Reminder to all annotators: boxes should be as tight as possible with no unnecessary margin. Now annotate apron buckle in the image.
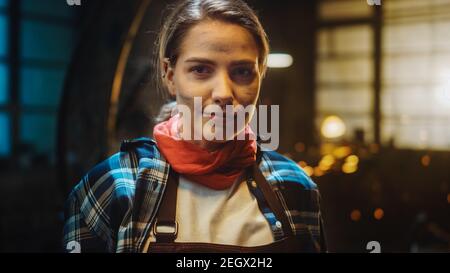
[153,220,178,241]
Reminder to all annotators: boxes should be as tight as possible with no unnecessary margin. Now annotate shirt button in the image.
[251,181,258,188]
[275,221,282,229]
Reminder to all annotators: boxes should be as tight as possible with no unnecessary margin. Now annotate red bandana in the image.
[153,114,257,190]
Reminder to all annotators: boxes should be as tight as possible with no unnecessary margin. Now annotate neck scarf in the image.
[153,114,257,190]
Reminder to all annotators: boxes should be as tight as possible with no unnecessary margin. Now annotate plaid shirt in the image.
[62,137,326,252]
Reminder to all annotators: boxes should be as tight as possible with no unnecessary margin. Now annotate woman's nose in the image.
[212,73,234,108]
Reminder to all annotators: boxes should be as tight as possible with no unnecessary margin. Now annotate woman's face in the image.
[163,19,262,148]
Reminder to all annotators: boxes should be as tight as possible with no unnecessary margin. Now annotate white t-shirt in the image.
[143,175,274,251]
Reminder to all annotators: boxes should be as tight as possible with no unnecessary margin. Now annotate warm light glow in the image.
[350,209,361,222]
[342,154,359,174]
[267,53,293,68]
[342,162,358,174]
[447,193,450,204]
[321,115,346,139]
[302,166,314,177]
[374,208,384,220]
[346,155,359,165]
[319,154,335,171]
[333,146,352,159]
[421,155,431,167]
[297,161,307,168]
[321,143,336,156]
[314,166,324,177]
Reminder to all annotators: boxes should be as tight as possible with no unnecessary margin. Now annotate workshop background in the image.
[0,0,448,252]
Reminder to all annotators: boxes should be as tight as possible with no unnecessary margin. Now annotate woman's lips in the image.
[203,112,237,121]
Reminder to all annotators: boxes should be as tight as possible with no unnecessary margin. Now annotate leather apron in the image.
[146,164,309,253]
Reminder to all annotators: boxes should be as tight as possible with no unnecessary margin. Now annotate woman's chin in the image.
[203,131,236,142]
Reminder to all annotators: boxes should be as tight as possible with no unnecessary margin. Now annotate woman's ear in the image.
[162,58,176,97]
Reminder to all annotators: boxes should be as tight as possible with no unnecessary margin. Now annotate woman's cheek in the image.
[178,81,211,99]
[237,88,259,106]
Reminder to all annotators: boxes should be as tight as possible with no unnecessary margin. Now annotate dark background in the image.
[0,0,448,252]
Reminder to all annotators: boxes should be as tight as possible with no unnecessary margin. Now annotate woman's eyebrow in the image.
[184,57,255,66]
[230,60,256,66]
[184,57,216,65]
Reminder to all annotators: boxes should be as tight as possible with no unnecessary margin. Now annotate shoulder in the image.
[65,138,161,227]
[119,137,159,158]
[259,149,324,250]
[70,137,161,198]
[259,149,317,190]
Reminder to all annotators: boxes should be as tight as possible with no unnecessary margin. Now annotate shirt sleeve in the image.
[62,182,110,253]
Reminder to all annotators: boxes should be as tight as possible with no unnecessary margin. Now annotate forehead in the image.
[179,19,259,60]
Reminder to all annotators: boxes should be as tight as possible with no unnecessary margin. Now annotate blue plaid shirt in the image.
[62,137,326,252]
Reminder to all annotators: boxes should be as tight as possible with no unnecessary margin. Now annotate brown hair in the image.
[153,0,269,123]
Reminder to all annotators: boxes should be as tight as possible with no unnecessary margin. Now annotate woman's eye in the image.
[190,65,212,76]
[231,67,255,81]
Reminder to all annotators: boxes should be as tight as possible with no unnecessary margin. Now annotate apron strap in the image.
[250,164,294,238]
[153,168,179,243]
[252,143,294,237]
[153,164,294,243]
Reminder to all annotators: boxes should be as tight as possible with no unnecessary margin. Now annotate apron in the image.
[146,164,310,253]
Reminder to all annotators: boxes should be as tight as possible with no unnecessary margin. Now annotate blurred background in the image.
[0,0,449,252]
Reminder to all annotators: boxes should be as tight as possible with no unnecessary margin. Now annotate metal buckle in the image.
[153,220,178,237]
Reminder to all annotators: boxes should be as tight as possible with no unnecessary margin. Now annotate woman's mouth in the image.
[203,112,237,121]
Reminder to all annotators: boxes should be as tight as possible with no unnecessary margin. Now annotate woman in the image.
[63,0,326,253]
